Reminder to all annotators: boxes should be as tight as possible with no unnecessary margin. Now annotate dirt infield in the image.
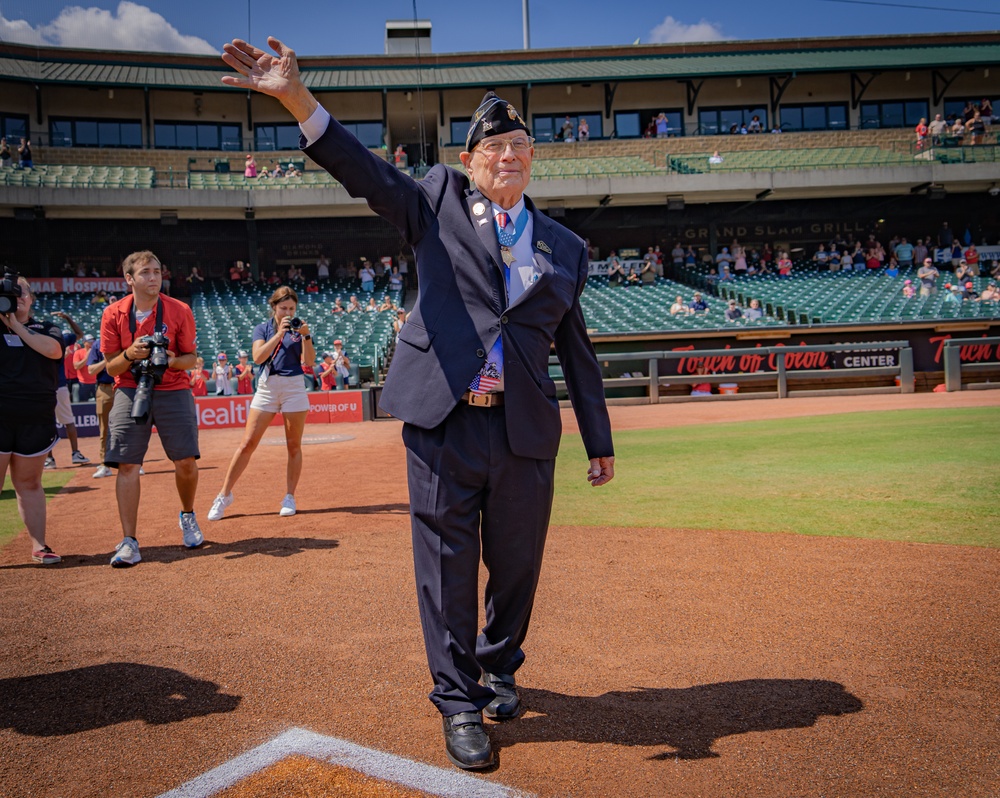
[1,391,998,797]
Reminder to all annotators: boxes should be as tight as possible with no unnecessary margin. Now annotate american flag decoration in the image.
[469,359,501,395]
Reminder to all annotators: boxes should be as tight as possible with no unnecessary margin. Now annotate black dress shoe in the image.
[442,711,493,769]
[482,672,520,720]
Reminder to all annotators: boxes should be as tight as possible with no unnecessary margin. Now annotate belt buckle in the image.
[465,391,497,407]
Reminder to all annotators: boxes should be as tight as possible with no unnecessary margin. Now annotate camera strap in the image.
[260,318,285,378]
[127,296,164,344]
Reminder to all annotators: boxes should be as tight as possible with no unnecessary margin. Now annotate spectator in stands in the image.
[837,249,852,271]
[950,241,964,270]
[244,154,257,178]
[928,114,947,145]
[346,294,362,313]
[671,242,685,269]
[685,245,697,265]
[317,352,338,391]
[161,263,172,296]
[884,255,900,278]
[235,350,254,394]
[73,335,98,402]
[330,297,345,314]
[981,98,994,125]
[208,285,315,522]
[777,251,793,278]
[365,296,379,312]
[330,339,352,389]
[954,259,975,283]
[964,243,980,276]
[963,281,978,301]
[316,253,330,280]
[359,259,376,292]
[966,111,986,145]
[378,294,396,312]
[812,244,829,267]
[306,279,319,294]
[229,262,243,282]
[913,238,929,266]
[655,112,670,137]
[689,292,709,313]
[950,117,966,142]
[189,357,209,396]
[577,118,590,142]
[744,298,764,320]
[732,246,748,276]
[978,282,998,302]
[691,364,712,396]
[606,251,625,286]
[558,116,575,142]
[271,162,285,178]
[917,258,939,296]
[639,257,657,286]
[902,279,916,298]
[724,299,743,322]
[747,115,763,133]
[669,295,689,315]
[705,267,719,287]
[187,266,205,295]
[214,353,234,395]
[17,138,32,169]
[865,249,881,270]
[394,144,407,168]
[943,283,963,304]
[895,237,914,267]
[718,264,734,283]
[915,118,928,151]
[708,151,723,165]
[0,138,10,167]
[394,308,407,338]
[715,246,733,269]
[388,265,404,291]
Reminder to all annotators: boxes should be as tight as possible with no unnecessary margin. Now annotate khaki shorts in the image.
[106,387,200,466]
[54,386,74,426]
[250,372,309,414]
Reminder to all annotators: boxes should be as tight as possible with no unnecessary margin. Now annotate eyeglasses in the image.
[476,136,534,155]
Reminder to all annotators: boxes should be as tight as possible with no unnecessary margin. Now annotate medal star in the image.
[501,247,516,268]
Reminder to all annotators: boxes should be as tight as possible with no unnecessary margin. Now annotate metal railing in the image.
[943,336,1000,391]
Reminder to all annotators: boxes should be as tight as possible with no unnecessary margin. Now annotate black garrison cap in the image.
[465,91,530,152]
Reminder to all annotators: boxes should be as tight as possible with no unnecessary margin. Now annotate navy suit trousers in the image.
[403,401,556,717]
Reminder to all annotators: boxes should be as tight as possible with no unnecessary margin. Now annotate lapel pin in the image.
[536,241,552,254]
[478,218,488,226]
[473,202,486,216]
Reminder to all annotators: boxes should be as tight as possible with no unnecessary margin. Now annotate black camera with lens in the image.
[0,268,22,314]
[129,331,170,422]
[289,317,303,331]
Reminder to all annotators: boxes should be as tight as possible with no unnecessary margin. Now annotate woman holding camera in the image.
[208,285,313,520]
[0,275,66,564]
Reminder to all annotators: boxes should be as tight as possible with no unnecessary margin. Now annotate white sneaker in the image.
[92,465,112,479]
[43,455,56,470]
[279,494,296,517]
[139,466,145,476]
[179,512,204,548]
[71,450,91,465]
[208,492,234,522]
[110,537,141,568]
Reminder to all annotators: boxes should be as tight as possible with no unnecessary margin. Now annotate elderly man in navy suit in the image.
[223,37,615,770]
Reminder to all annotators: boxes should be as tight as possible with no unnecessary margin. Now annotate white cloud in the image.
[0,2,217,54]
[648,15,727,44]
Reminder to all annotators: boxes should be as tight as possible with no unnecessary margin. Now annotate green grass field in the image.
[553,407,1000,547]
[1,472,76,548]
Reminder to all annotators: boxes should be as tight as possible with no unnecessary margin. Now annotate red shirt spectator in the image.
[73,345,97,387]
[235,355,253,394]
[189,368,209,396]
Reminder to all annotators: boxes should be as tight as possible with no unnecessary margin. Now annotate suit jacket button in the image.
[500,315,509,324]
[476,348,485,358]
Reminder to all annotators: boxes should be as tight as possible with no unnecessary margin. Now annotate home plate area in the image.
[157,728,532,798]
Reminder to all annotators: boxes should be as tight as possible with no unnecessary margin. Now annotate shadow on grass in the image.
[223,502,410,519]
[0,535,339,569]
[493,679,863,760]
[0,663,241,736]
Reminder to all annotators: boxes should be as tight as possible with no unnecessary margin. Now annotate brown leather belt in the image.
[461,391,504,407]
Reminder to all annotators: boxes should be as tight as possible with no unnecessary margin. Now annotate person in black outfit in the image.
[0,276,66,563]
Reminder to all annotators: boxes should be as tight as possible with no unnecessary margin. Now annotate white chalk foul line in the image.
[157,727,534,798]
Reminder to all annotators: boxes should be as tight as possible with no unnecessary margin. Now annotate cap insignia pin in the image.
[536,241,552,254]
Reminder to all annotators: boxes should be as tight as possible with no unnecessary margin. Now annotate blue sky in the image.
[0,0,997,56]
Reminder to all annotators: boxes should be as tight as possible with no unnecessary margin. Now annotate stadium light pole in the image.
[522,0,531,49]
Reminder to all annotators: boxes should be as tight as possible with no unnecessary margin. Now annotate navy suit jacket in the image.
[303,117,613,461]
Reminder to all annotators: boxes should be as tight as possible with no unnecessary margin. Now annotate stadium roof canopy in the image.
[0,32,997,92]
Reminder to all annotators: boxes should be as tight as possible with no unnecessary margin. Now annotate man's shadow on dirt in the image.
[492,680,863,760]
[0,663,241,736]
[0,537,340,569]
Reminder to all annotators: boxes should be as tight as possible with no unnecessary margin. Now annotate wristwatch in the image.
[304,335,312,341]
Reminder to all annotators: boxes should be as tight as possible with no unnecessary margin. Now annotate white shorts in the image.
[250,372,309,414]
[54,386,75,425]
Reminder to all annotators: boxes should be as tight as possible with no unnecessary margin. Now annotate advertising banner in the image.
[30,277,129,294]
